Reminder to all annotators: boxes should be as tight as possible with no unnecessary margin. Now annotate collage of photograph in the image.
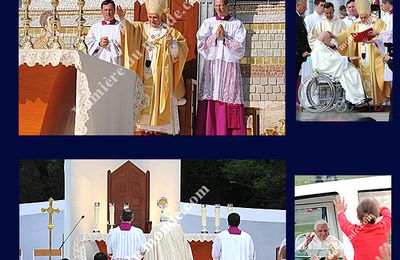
[16,0,395,259]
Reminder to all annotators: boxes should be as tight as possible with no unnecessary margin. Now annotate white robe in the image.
[85,20,122,66]
[300,11,323,84]
[197,17,246,105]
[311,40,366,105]
[143,221,194,260]
[309,17,347,49]
[381,13,393,81]
[296,234,343,251]
[212,230,254,260]
[106,226,147,260]
[342,15,360,28]
[304,11,324,33]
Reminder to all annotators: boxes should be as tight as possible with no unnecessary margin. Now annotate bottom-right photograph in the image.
[294,175,391,260]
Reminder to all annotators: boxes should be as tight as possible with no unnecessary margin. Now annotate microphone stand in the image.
[59,215,85,258]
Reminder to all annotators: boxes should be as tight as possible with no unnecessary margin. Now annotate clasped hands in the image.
[215,24,225,40]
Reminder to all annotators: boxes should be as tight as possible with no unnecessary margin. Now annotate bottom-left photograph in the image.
[19,159,286,260]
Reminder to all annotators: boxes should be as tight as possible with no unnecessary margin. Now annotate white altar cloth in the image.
[74,233,216,260]
[19,49,144,135]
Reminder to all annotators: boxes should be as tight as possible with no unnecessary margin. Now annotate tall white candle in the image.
[227,204,233,215]
[109,203,115,226]
[94,202,100,231]
[201,204,207,227]
[215,204,220,227]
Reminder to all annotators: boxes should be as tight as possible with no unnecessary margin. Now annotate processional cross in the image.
[41,197,60,260]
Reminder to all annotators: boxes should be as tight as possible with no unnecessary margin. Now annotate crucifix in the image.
[41,197,60,260]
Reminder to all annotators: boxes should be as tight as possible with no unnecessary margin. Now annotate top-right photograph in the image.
[296,0,393,122]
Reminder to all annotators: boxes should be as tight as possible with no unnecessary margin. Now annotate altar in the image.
[74,233,215,260]
[19,49,144,135]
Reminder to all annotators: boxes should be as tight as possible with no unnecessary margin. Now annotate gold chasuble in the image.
[337,19,388,105]
[121,21,188,133]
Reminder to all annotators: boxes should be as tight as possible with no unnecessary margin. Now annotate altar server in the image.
[85,0,122,65]
[212,213,255,260]
[106,206,147,260]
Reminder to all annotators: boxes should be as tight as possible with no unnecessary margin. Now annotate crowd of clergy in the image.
[296,0,393,115]
[84,0,247,135]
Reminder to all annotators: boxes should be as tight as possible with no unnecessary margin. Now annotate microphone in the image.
[59,215,85,252]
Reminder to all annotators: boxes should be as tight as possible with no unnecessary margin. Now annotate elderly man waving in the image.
[296,219,344,257]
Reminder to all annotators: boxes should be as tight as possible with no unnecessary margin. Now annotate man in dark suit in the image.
[296,0,311,81]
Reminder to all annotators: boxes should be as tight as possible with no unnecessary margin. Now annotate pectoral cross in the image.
[41,197,60,260]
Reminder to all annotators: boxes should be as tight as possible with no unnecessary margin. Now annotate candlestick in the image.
[20,0,33,49]
[93,202,100,233]
[201,204,208,233]
[46,0,62,49]
[227,203,234,215]
[109,203,115,227]
[73,0,88,52]
[214,204,221,233]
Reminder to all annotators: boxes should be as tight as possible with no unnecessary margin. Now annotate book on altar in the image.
[351,27,374,42]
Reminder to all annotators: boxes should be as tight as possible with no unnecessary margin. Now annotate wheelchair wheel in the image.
[335,101,348,112]
[299,73,336,112]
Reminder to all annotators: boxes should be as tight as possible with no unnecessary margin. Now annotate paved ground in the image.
[296,107,390,122]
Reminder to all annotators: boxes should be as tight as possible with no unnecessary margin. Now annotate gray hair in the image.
[296,0,304,4]
[314,219,329,231]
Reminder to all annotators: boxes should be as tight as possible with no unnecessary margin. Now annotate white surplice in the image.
[381,12,393,81]
[106,226,147,260]
[342,15,360,28]
[309,17,347,48]
[305,11,324,33]
[312,40,366,105]
[85,20,122,66]
[212,230,254,260]
[197,16,246,105]
[300,11,323,84]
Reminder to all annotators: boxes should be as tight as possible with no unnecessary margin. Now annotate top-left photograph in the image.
[18,0,286,136]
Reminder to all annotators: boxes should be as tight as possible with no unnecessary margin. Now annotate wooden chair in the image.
[33,249,62,259]
[245,107,261,135]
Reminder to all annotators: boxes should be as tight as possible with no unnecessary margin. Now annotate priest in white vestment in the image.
[312,31,371,106]
[212,213,255,260]
[304,0,326,33]
[107,208,147,260]
[300,0,325,84]
[309,2,346,48]
[342,0,360,28]
[296,220,344,257]
[144,213,193,260]
[196,0,247,135]
[85,0,122,65]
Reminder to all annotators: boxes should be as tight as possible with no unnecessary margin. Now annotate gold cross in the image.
[41,197,60,260]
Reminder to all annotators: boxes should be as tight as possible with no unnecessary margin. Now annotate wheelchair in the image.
[298,72,354,113]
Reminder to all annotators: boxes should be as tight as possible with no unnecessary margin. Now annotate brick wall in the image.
[235,1,286,135]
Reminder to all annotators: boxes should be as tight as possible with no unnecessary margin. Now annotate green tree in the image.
[181,160,285,209]
[19,160,64,203]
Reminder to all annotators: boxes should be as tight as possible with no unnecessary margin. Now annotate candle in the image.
[227,204,233,215]
[109,203,115,226]
[215,204,220,227]
[201,204,207,227]
[94,202,100,232]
